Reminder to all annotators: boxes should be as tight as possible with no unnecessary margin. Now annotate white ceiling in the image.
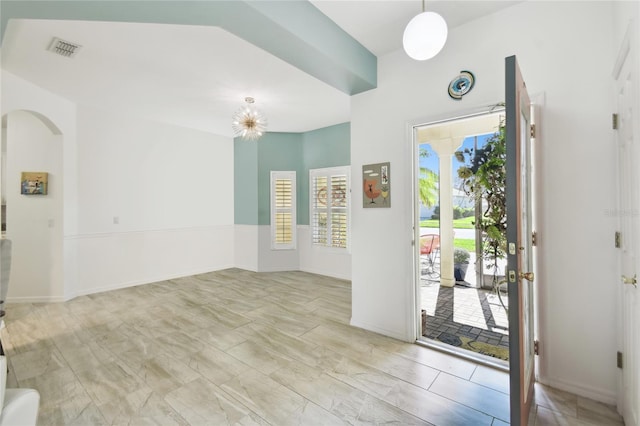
[310,1,523,58]
[1,1,522,137]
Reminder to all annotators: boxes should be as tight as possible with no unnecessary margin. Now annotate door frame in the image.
[409,104,507,367]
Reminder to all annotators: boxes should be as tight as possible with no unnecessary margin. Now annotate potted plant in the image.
[454,248,470,282]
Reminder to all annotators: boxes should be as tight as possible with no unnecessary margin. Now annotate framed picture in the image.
[20,172,48,195]
[362,162,390,208]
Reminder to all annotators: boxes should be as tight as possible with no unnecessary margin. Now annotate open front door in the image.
[505,55,536,425]
[614,23,639,426]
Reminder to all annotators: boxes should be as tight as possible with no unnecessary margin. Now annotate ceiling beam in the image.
[0,0,377,95]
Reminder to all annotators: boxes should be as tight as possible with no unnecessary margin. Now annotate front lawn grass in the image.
[420,216,475,229]
[419,217,477,252]
[454,239,476,252]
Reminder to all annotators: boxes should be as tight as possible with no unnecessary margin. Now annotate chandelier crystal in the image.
[232,97,267,141]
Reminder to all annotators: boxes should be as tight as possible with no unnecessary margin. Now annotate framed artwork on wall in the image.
[362,162,390,208]
[20,172,48,195]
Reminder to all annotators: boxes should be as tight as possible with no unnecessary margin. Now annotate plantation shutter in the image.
[310,167,350,250]
[330,174,348,248]
[271,171,296,250]
[312,175,328,245]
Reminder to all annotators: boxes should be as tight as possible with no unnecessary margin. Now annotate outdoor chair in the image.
[419,234,440,278]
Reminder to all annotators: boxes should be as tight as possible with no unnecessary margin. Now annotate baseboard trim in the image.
[234,264,258,272]
[64,263,235,301]
[537,375,617,405]
[299,267,350,281]
[349,317,412,343]
[256,265,300,273]
[5,295,67,303]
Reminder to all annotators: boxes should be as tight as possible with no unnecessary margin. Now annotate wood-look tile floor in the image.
[0,269,624,425]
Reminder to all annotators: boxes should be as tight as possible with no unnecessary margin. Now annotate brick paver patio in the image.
[420,260,510,359]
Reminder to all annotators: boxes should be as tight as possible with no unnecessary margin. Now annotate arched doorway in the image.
[1,110,64,302]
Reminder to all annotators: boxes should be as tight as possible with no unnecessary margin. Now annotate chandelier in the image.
[402,0,448,61]
[232,97,268,141]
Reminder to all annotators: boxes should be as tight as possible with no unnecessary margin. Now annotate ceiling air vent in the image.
[47,37,82,58]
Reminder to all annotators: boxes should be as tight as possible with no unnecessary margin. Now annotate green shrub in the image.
[454,248,470,264]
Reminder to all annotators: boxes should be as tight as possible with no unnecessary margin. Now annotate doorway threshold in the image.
[416,337,509,373]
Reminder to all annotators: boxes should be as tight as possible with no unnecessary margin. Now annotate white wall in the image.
[298,225,351,280]
[235,224,259,272]
[70,104,235,297]
[235,225,351,279]
[2,71,236,300]
[5,111,64,301]
[351,1,618,403]
[253,226,297,273]
[75,105,233,233]
[1,71,78,234]
[1,70,76,302]
[69,225,234,297]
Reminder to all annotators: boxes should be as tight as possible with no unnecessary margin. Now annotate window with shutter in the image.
[310,167,350,251]
[271,171,296,250]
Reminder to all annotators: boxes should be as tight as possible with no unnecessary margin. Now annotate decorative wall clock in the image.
[448,70,475,100]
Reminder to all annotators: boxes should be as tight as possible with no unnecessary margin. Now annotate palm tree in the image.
[419,167,438,208]
[419,147,438,208]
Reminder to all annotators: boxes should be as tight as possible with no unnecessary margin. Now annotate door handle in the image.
[622,274,637,287]
[519,271,534,282]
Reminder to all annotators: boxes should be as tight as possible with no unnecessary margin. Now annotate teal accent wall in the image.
[299,122,351,225]
[234,139,259,225]
[302,122,351,169]
[234,122,350,226]
[256,133,304,225]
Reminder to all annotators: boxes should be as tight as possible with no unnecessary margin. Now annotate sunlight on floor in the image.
[421,280,439,316]
[453,287,486,329]
[487,293,509,333]
[421,281,509,333]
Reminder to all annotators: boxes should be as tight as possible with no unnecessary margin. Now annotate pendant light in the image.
[232,97,268,141]
[402,0,448,61]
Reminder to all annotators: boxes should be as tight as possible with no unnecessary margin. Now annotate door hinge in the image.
[534,340,540,356]
[530,124,536,138]
[612,113,619,130]
[532,231,537,246]
[615,231,621,248]
[617,351,623,369]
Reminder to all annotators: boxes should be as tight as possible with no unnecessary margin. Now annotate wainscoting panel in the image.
[64,225,235,299]
[235,224,259,272]
[257,225,299,272]
[298,226,351,281]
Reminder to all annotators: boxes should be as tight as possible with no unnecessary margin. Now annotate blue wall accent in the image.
[299,122,351,224]
[234,122,350,226]
[303,122,351,169]
[256,133,304,225]
[234,138,259,225]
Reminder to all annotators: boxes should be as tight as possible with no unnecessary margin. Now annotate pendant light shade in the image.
[403,11,448,61]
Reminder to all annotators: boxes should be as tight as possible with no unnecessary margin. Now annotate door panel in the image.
[614,24,639,426]
[505,55,535,425]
